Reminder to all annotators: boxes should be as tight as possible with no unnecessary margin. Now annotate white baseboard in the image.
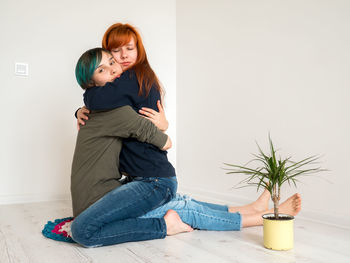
[178,185,350,230]
[0,193,71,205]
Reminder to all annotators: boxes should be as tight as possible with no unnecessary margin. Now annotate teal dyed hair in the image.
[75,48,109,89]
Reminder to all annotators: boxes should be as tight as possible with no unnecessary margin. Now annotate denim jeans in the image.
[71,176,177,247]
[140,194,242,231]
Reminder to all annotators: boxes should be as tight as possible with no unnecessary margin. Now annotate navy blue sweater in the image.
[83,70,175,178]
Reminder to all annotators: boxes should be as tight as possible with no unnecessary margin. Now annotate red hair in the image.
[102,23,163,97]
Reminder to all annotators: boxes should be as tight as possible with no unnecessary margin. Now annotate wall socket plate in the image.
[15,63,29,76]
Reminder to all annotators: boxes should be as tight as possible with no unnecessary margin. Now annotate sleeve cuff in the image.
[151,131,168,150]
[74,108,81,119]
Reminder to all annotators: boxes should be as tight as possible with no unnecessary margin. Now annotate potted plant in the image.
[223,135,324,250]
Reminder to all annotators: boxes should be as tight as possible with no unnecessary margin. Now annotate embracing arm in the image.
[81,105,170,150]
[76,72,138,130]
[84,71,138,111]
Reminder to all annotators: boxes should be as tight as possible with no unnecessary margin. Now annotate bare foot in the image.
[250,188,271,213]
[229,189,270,214]
[164,210,193,236]
[278,193,302,216]
[241,193,302,227]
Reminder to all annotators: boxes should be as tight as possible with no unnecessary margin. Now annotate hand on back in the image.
[139,100,169,132]
[77,106,90,131]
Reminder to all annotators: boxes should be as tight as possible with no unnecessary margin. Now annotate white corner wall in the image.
[2,0,349,229]
[176,0,350,227]
[0,0,176,203]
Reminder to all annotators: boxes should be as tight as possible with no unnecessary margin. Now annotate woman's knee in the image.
[70,219,84,244]
[71,219,101,248]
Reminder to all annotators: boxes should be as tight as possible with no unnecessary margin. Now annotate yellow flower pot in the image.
[262,213,294,250]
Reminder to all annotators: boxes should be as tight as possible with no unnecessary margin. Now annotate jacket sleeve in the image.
[81,105,168,149]
[83,71,139,111]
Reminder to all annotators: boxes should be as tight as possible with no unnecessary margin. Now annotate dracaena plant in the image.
[224,135,324,219]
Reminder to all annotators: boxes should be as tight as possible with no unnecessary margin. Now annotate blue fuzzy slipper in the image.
[42,217,76,243]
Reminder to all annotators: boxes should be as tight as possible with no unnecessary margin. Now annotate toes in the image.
[186,225,194,232]
[293,193,302,203]
[293,194,302,213]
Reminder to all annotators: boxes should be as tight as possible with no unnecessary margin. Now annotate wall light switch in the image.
[15,63,29,76]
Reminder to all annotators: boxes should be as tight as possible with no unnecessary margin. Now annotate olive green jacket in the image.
[71,106,168,217]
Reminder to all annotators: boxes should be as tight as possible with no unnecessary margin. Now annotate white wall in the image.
[1,0,349,228]
[0,0,176,203]
[176,0,350,227]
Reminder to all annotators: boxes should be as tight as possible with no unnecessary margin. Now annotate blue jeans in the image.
[140,194,242,231]
[71,176,177,247]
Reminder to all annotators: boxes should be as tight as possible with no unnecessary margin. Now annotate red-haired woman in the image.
[70,24,193,248]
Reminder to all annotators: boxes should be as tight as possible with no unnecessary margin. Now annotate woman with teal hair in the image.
[75,48,106,89]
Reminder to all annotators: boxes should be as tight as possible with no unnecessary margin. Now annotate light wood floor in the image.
[1,199,349,263]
